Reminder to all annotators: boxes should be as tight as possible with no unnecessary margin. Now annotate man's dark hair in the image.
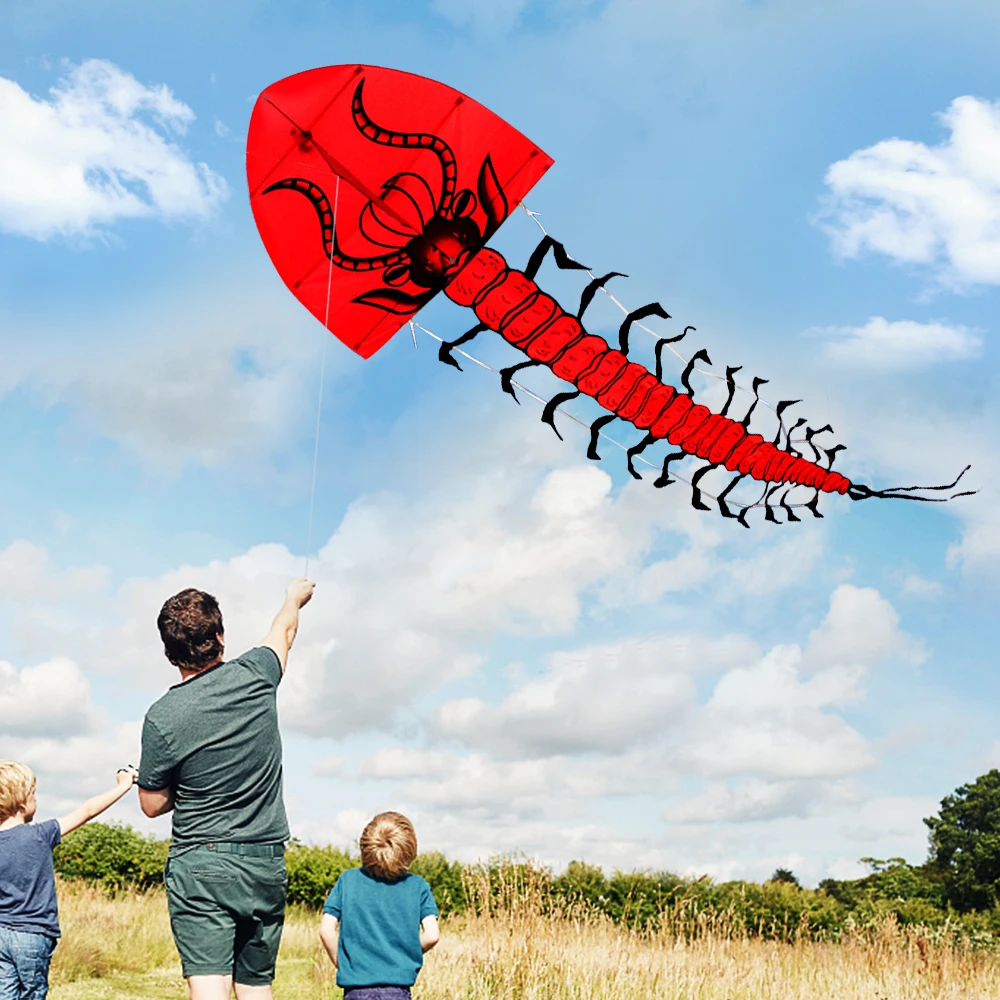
[157,589,224,669]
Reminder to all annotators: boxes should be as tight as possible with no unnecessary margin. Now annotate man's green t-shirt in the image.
[138,646,289,854]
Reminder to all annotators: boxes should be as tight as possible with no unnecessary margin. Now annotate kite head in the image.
[247,65,553,358]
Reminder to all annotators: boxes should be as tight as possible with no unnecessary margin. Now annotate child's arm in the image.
[58,767,137,836]
[420,915,440,953]
[319,913,339,968]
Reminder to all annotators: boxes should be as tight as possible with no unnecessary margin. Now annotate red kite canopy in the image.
[247,64,553,358]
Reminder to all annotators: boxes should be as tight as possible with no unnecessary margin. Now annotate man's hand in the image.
[260,578,316,674]
[286,578,315,610]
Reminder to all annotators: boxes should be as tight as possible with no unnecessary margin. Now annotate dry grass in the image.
[48,870,1000,999]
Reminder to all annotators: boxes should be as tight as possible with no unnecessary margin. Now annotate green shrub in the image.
[285,842,358,908]
[54,823,168,890]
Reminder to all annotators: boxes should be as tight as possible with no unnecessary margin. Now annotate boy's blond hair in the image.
[360,811,418,881]
[0,761,36,822]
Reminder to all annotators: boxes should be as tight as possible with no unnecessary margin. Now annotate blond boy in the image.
[319,812,440,1000]
[0,761,137,1000]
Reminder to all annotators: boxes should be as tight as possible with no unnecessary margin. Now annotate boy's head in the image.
[0,761,37,823]
[158,588,225,670]
[360,811,418,881]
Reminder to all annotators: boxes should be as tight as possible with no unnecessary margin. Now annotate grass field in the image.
[49,875,1000,1000]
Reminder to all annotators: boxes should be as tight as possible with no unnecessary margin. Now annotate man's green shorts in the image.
[163,844,287,984]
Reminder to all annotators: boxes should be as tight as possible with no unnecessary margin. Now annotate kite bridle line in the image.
[304,175,341,580]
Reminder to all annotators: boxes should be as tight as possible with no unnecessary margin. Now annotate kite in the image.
[246,64,973,525]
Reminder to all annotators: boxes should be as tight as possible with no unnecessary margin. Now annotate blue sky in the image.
[1,0,999,884]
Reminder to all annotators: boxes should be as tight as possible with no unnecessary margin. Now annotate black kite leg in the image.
[587,414,617,460]
[626,432,656,480]
[785,417,807,456]
[825,444,846,468]
[720,366,743,417]
[804,491,824,518]
[738,482,769,528]
[654,326,694,380]
[653,450,687,489]
[780,490,801,523]
[804,424,834,463]
[524,235,589,281]
[772,399,802,446]
[542,389,581,440]
[681,349,712,396]
[578,272,626,321]
[618,303,670,356]
[741,377,769,428]
[439,321,488,371]
[717,473,745,523]
[763,484,783,524]
[690,464,716,512]
[500,360,544,402]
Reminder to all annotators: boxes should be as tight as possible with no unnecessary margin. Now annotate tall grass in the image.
[50,864,1000,999]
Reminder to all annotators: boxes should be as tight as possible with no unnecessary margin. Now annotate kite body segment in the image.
[247,65,973,524]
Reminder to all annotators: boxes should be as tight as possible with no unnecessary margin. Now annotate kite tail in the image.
[444,248,850,518]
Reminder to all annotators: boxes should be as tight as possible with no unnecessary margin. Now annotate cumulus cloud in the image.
[664,778,823,824]
[0,657,104,738]
[0,59,226,239]
[803,584,925,673]
[433,584,919,816]
[811,317,981,369]
[96,463,666,732]
[0,540,109,602]
[0,278,321,475]
[819,96,1000,288]
[436,635,757,758]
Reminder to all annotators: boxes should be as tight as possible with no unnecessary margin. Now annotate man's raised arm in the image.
[260,578,315,674]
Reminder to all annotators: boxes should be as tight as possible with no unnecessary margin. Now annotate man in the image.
[139,578,314,1000]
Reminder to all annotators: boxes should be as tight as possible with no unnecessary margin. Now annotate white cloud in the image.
[93,462,668,732]
[436,635,756,757]
[665,778,823,824]
[0,540,109,601]
[4,722,146,823]
[803,584,925,673]
[0,657,103,738]
[0,59,226,239]
[900,573,944,599]
[819,95,1000,288]
[0,278,322,475]
[812,317,981,369]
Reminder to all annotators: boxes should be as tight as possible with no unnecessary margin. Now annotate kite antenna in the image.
[305,176,340,579]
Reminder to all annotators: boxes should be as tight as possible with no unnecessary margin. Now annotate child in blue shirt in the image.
[319,811,439,1000]
[0,760,137,1000]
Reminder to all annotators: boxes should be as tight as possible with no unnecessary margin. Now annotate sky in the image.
[1,0,998,886]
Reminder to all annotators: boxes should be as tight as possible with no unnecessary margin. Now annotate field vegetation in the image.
[46,771,1000,997]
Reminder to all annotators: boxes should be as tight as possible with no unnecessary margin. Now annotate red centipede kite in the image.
[246,64,974,525]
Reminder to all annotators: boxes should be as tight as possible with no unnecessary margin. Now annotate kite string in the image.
[304,176,340,579]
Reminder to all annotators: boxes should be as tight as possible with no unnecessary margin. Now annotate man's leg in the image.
[231,855,287,999]
[187,974,233,1000]
[233,984,274,1000]
[165,853,238,993]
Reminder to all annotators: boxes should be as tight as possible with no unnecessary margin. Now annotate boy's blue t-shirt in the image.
[0,820,62,937]
[323,868,438,988]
